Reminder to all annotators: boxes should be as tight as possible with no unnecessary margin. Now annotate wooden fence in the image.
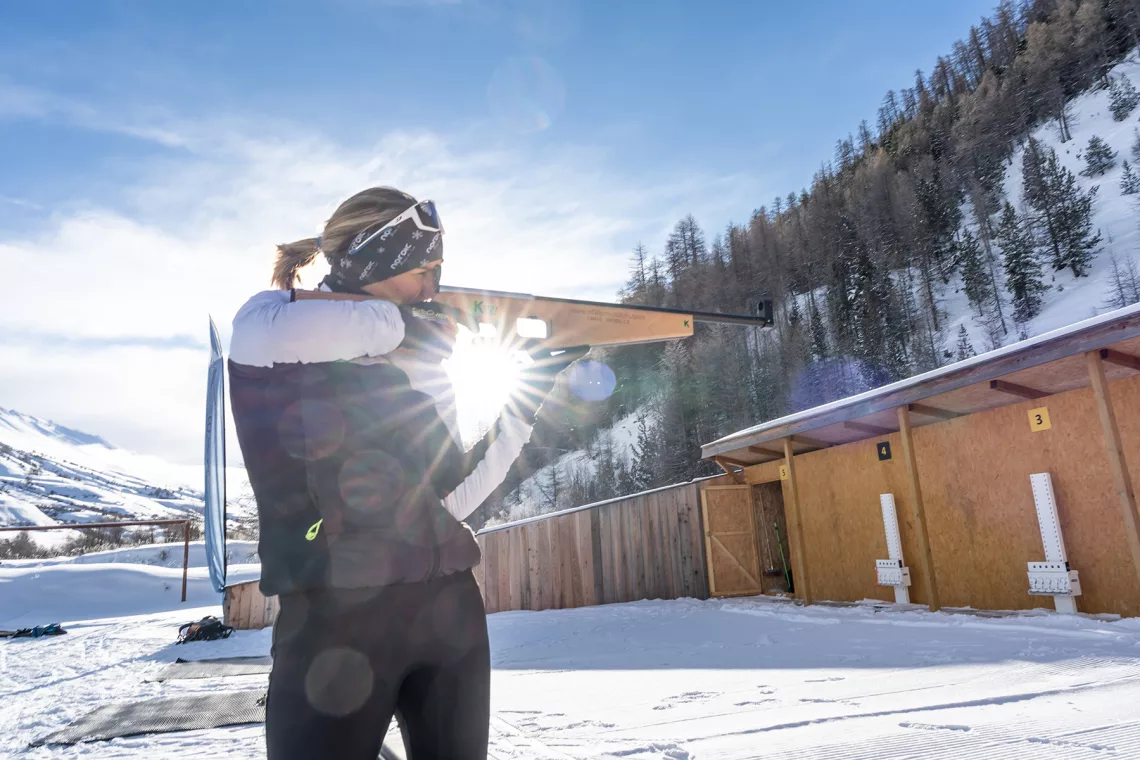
[224,478,718,628]
[223,578,279,630]
[473,479,712,614]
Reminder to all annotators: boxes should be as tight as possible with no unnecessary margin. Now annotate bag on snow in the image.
[2,622,67,639]
[176,616,233,644]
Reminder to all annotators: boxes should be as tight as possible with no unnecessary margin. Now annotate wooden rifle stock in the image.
[293,285,774,352]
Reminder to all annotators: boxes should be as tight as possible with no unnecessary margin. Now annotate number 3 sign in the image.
[1028,407,1052,432]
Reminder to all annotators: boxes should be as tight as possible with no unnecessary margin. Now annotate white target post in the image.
[1026,472,1081,614]
[875,494,912,604]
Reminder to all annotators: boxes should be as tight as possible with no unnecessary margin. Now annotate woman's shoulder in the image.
[229,288,406,367]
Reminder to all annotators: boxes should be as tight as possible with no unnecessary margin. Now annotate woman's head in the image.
[272,186,444,304]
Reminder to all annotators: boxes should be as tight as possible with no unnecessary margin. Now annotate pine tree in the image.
[955,324,977,360]
[1122,160,1140,195]
[1132,129,1140,165]
[628,410,659,492]
[959,228,990,314]
[808,296,828,360]
[1053,181,1102,277]
[1109,75,1140,121]
[1082,135,1117,176]
[1022,137,1102,276]
[1105,252,1140,308]
[999,203,1049,323]
[622,243,649,302]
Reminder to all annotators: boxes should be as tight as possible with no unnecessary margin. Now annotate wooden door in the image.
[753,482,793,594]
[700,485,764,598]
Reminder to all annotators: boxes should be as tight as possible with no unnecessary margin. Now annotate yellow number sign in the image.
[1028,407,1052,432]
[779,464,789,481]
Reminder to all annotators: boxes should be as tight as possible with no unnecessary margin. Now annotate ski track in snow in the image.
[2,563,1140,760]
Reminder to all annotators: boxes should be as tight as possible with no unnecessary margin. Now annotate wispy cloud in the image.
[0,195,42,210]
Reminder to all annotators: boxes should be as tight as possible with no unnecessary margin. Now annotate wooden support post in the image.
[182,520,191,603]
[714,457,745,484]
[1086,350,1140,585]
[896,406,941,611]
[782,438,812,605]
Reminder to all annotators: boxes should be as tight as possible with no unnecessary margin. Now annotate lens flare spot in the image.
[568,360,616,401]
[487,55,566,133]
[304,647,373,717]
[339,450,407,520]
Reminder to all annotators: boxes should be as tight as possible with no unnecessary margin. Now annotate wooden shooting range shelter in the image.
[701,303,1140,617]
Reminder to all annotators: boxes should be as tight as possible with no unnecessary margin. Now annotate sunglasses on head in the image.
[347,200,443,256]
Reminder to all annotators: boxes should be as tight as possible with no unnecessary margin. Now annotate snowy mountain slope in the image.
[0,407,251,546]
[507,58,1140,524]
[500,410,644,523]
[951,56,1140,350]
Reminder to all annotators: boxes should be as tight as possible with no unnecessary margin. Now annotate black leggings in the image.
[266,570,490,760]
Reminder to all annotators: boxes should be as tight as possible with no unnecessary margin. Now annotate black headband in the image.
[321,203,443,293]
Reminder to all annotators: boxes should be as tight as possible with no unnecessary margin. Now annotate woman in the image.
[228,187,581,759]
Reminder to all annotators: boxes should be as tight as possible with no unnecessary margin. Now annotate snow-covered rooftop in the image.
[702,300,1140,463]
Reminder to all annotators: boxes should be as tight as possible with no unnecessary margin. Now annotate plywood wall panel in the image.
[784,436,910,605]
[912,383,1139,615]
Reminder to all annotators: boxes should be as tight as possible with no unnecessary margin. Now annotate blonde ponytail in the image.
[270,187,418,290]
[272,238,321,290]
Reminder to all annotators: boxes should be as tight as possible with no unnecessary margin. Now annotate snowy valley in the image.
[0,407,250,551]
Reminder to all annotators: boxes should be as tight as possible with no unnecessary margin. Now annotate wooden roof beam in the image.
[1101,348,1140,372]
[713,457,745,484]
[748,444,784,458]
[989,379,1048,400]
[908,403,963,421]
[791,434,831,449]
[843,421,895,437]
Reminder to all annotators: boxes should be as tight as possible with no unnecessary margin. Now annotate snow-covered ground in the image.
[3,551,1139,759]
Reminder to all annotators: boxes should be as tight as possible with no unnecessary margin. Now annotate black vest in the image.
[228,358,480,596]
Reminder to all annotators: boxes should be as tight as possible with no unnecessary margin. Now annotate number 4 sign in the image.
[1028,407,1052,432]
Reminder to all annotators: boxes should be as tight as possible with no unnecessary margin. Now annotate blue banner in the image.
[204,317,227,592]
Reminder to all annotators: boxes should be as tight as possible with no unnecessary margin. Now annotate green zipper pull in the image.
[305,519,323,541]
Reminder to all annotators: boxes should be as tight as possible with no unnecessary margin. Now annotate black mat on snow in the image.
[149,655,273,681]
[31,690,266,746]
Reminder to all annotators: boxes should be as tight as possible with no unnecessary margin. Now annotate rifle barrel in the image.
[690,310,770,327]
[437,286,773,328]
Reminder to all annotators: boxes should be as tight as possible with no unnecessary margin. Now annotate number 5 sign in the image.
[1028,407,1052,432]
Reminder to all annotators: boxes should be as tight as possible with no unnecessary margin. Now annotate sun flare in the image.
[442,326,525,444]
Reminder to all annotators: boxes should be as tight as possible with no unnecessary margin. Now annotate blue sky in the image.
[0,0,997,463]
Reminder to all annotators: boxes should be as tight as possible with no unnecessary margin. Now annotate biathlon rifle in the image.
[295,285,774,353]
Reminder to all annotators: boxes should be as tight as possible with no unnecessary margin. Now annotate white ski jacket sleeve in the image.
[440,413,532,522]
[229,288,532,522]
[229,290,405,367]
